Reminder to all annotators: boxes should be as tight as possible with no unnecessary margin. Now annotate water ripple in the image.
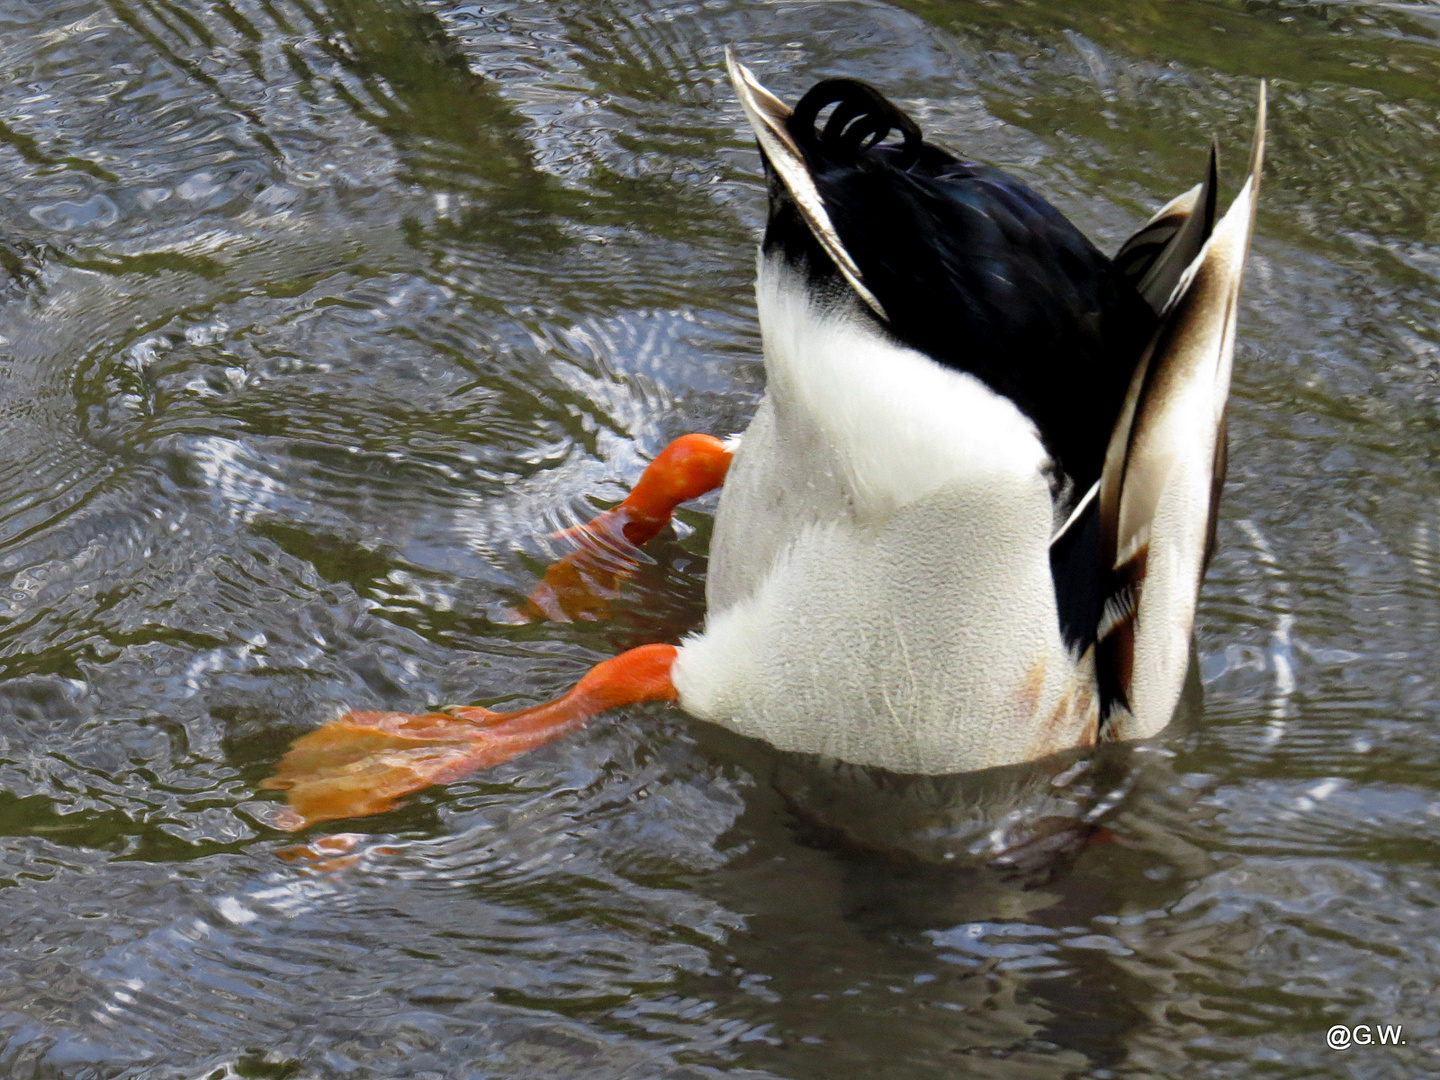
[0,0,1438,1076]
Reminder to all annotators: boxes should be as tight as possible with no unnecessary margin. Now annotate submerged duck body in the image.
[671,55,1264,773]
[267,53,1265,829]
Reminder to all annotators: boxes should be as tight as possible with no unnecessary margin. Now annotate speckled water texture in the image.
[0,1,1437,1077]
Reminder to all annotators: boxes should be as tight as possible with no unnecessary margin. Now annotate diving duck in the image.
[265,50,1266,829]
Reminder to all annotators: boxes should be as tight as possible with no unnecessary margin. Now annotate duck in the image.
[264,50,1266,830]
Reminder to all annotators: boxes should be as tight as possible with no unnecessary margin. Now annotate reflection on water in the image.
[0,0,1437,1077]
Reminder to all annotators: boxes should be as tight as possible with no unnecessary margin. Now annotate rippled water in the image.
[0,0,1438,1076]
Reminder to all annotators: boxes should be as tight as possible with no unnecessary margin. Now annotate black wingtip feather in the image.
[1050,491,1103,656]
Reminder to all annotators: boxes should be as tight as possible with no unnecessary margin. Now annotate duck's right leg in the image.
[522,433,734,621]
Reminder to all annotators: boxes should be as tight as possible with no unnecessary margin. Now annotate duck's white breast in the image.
[671,262,1096,774]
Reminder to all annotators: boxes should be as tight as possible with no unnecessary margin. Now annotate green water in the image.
[0,0,1438,1076]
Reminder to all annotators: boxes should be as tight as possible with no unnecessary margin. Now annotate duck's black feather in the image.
[764,78,1156,503]
[1049,488,1104,654]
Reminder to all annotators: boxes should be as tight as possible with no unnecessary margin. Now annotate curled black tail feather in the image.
[788,79,922,169]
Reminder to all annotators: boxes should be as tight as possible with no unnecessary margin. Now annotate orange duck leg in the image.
[264,644,679,830]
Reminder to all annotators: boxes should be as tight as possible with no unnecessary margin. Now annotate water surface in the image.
[0,0,1438,1077]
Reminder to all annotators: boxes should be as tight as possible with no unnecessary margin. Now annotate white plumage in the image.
[671,258,1095,772]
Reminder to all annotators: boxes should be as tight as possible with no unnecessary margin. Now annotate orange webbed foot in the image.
[263,644,680,830]
[261,707,504,829]
[519,433,732,623]
[522,508,646,622]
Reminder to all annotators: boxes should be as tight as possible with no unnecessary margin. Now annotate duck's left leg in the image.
[265,643,680,830]
[523,433,734,621]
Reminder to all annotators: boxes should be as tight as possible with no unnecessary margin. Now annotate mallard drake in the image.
[265,51,1266,829]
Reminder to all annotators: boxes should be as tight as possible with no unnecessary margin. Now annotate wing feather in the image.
[1098,83,1266,737]
[1114,144,1218,315]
